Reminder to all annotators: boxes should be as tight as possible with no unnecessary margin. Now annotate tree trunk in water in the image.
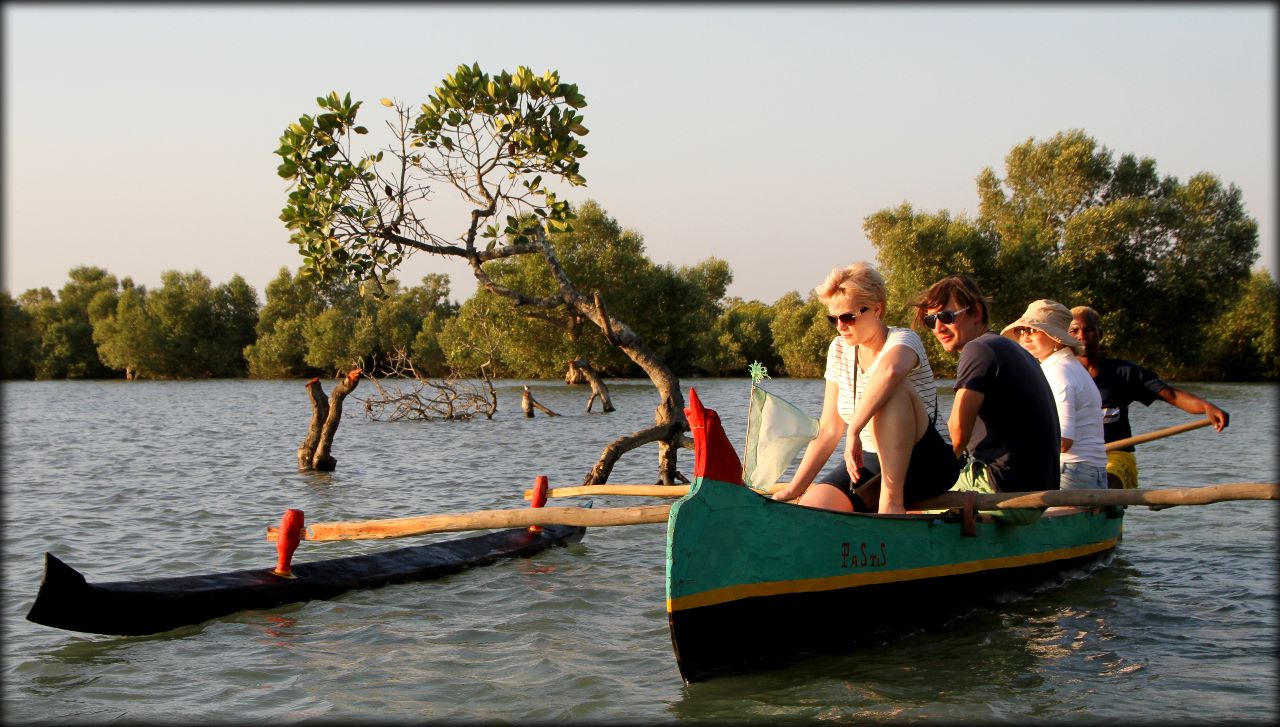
[298,369,362,472]
[521,385,560,417]
[583,422,692,485]
[569,359,614,412]
[471,235,687,484]
[565,362,586,385]
[297,378,329,469]
[591,345,684,484]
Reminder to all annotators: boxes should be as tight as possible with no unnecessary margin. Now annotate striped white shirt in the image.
[824,327,939,453]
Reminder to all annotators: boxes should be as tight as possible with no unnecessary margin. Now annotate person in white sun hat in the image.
[1002,300,1108,490]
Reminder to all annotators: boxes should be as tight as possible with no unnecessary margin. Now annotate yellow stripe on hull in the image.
[668,535,1119,613]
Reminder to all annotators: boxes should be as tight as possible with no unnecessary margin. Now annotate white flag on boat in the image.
[742,383,819,489]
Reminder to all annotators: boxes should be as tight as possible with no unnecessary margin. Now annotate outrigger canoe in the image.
[666,389,1124,682]
[27,524,584,636]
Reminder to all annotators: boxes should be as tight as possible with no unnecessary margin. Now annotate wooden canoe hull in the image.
[27,524,585,636]
[665,479,1122,682]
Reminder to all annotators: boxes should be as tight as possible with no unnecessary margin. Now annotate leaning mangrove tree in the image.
[275,64,688,484]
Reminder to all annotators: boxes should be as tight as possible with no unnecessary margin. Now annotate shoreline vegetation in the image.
[2,256,1274,384]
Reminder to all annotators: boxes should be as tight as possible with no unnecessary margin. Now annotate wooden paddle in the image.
[522,484,692,500]
[1103,417,1212,451]
[269,483,1277,542]
[912,482,1277,510]
[266,504,671,542]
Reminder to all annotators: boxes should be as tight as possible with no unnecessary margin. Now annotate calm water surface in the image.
[2,378,1277,724]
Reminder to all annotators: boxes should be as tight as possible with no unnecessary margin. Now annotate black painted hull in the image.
[27,524,585,636]
[668,544,1115,682]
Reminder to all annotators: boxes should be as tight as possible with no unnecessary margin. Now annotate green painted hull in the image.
[665,478,1124,682]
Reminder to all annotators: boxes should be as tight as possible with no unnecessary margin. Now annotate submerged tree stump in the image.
[521,385,560,418]
[297,369,362,472]
[568,358,614,412]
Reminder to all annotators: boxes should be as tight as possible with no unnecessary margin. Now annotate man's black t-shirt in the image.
[953,332,1060,491]
[1090,357,1168,451]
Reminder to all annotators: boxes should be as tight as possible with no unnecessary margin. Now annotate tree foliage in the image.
[699,297,780,377]
[768,291,830,378]
[90,279,155,378]
[244,267,331,378]
[864,204,998,370]
[211,275,261,376]
[439,200,651,376]
[275,66,587,287]
[436,200,731,377]
[646,257,733,375]
[88,270,259,378]
[273,64,700,483]
[1,291,39,379]
[1203,268,1278,380]
[245,267,457,378]
[868,129,1260,375]
[13,267,119,379]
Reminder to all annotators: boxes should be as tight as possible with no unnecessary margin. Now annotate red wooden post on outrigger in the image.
[528,476,549,534]
[272,509,305,578]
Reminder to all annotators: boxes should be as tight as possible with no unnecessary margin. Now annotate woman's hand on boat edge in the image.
[770,483,802,502]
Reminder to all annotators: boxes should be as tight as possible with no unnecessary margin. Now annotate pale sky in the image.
[4,3,1275,306]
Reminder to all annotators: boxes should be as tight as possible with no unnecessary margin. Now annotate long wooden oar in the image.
[266,504,671,542]
[522,484,691,500]
[913,483,1276,510]
[1104,417,1212,451]
[269,483,1277,543]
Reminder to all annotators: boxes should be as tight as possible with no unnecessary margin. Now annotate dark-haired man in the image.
[914,275,1060,495]
[1069,306,1229,489]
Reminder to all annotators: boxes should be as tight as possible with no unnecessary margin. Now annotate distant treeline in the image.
[3,252,1274,383]
[4,130,1277,382]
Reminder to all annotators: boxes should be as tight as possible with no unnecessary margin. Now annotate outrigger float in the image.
[26,522,584,637]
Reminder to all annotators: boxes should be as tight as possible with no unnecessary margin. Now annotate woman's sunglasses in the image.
[922,306,969,328]
[826,307,869,326]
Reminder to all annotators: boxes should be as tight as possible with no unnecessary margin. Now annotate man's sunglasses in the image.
[826,307,869,326]
[922,307,969,328]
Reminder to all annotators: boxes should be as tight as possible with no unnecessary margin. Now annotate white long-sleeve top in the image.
[1040,347,1107,467]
